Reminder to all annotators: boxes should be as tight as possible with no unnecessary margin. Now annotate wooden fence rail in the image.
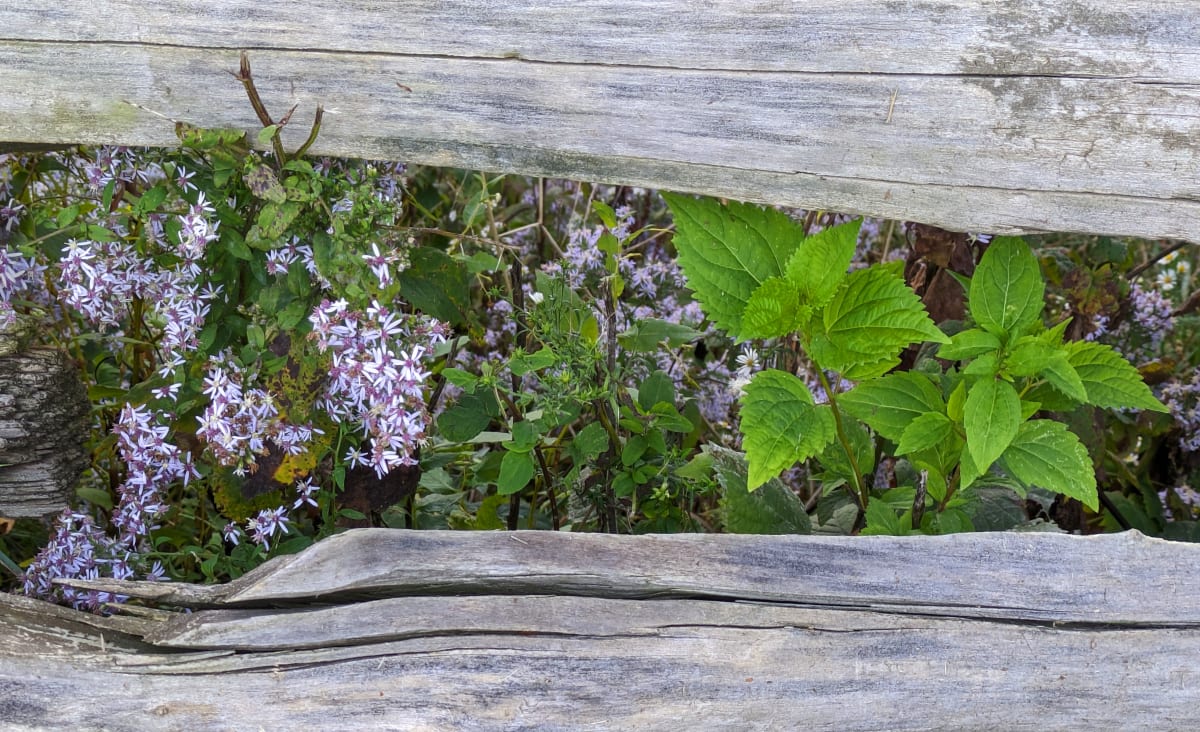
[2,1,1198,241]
[2,529,1200,730]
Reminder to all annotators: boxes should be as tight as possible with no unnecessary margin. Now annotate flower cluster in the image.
[21,509,128,611]
[111,403,199,543]
[309,298,447,477]
[0,246,45,330]
[56,236,218,365]
[196,353,319,473]
[1161,368,1200,453]
[21,404,186,611]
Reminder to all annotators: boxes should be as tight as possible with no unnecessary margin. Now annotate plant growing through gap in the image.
[664,194,1168,534]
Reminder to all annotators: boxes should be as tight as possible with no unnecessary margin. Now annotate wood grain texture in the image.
[5,529,1200,730]
[0,347,90,517]
[1,1,1197,240]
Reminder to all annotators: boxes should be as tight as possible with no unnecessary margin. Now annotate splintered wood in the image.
[2,529,1199,730]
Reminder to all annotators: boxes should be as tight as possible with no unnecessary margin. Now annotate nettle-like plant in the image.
[664,194,1168,534]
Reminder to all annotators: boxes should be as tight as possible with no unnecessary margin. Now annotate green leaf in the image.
[618,319,702,352]
[1002,420,1098,511]
[509,347,558,376]
[76,486,113,510]
[1040,355,1088,404]
[649,402,696,433]
[968,236,1044,340]
[861,499,907,536]
[964,378,1021,471]
[664,193,803,337]
[1004,337,1056,377]
[246,324,266,349]
[257,124,279,144]
[816,418,874,489]
[394,247,472,325]
[436,392,494,442]
[56,203,82,229]
[497,450,536,495]
[133,185,167,215]
[741,277,809,339]
[638,371,675,411]
[569,422,609,463]
[621,435,649,467]
[245,163,287,204]
[946,380,967,422]
[839,371,946,443]
[938,328,1002,360]
[810,268,948,379]
[591,200,618,229]
[676,452,715,481]
[897,412,954,456]
[740,370,836,490]
[707,445,811,535]
[1065,341,1169,412]
[784,219,861,310]
[441,367,478,392]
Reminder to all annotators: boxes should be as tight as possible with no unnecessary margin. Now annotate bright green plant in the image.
[665,194,1169,534]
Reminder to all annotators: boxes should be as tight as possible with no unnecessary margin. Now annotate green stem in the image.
[815,369,868,511]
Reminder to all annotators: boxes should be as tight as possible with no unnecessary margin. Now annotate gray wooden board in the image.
[6,530,1200,728]
[1,1,1198,240]
[0,347,90,518]
[60,529,1200,624]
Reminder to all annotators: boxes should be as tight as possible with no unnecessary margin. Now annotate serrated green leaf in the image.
[964,378,1021,471]
[969,236,1044,340]
[861,499,907,536]
[897,412,954,456]
[617,319,702,352]
[938,328,1001,360]
[1002,420,1098,510]
[1065,341,1169,412]
[785,218,861,310]
[811,268,948,379]
[706,445,811,535]
[839,372,945,443]
[742,277,809,339]
[962,352,999,377]
[664,193,803,337]
[1040,354,1088,404]
[497,450,536,495]
[1003,337,1056,377]
[808,336,900,380]
[740,370,836,490]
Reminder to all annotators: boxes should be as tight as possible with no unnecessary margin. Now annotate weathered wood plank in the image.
[61,529,1200,625]
[2,1,1197,240]
[6,528,1200,730]
[0,346,90,517]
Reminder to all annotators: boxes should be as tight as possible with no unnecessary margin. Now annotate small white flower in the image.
[735,345,760,379]
[528,291,544,305]
[1156,269,1178,292]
